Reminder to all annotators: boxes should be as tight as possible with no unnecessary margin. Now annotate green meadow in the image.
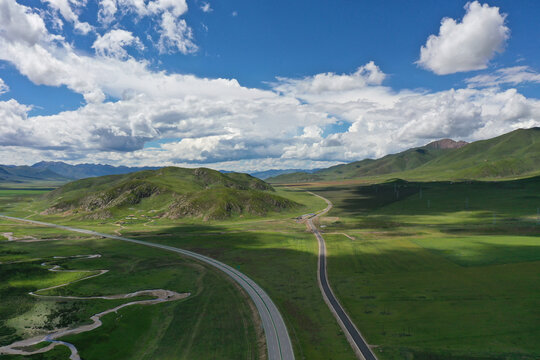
[0,186,357,360]
[0,217,262,360]
[307,178,540,359]
[2,178,539,359]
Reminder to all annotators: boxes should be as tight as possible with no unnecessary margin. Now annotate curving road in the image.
[0,215,294,360]
[304,192,377,360]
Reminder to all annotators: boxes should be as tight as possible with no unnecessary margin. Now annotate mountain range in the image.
[0,162,159,184]
[2,127,540,185]
[267,127,540,183]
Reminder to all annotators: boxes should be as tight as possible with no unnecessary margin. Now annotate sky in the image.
[1,0,540,171]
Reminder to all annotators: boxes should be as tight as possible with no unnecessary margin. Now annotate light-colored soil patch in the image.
[1,232,57,242]
[323,232,356,240]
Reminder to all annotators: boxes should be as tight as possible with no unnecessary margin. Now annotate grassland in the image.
[304,178,540,359]
[0,215,262,359]
[36,167,299,222]
[4,176,538,360]
[0,185,359,359]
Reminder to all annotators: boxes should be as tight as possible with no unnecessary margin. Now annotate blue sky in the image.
[1,0,540,171]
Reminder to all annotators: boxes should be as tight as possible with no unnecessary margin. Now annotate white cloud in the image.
[147,0,188,17]
[275,61,385,96]
[466,66,540,87]
[273,61,395,106]
[0,79,9,94]
[97,0,117,25]
[418,1,509,75]
[1,0,540,172]
[41,0,93,34]
[0,0,53,45]
[95,0,195,54]
[272,68,540,163]
[200,2,212,13]
[157,11,197,54]
[92,29,143,59]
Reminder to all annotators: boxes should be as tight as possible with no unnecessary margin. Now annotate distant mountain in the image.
[268,128,540,183]
[0,165,69,184]
[42,167,298,220]
[0,161,162,185]
[31,161,160,180]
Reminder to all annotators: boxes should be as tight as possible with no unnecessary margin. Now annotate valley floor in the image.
[1,180,539,360]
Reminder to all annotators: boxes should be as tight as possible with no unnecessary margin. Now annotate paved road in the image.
[0,215,294,360]
[305,193,377,360]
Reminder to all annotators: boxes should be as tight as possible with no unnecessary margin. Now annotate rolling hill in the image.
[267,138,467,183]
[41,167,298,220]
[267,127,540,183]
[405,127,540,179]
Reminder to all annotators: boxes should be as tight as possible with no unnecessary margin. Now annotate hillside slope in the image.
[268,127,540,183]
[42,167,297,220]
[407,127,540,179]
[268,139,467,183]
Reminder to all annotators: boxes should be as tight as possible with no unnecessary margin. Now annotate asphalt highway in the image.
[0,215,294,360]
[305,193,377,360]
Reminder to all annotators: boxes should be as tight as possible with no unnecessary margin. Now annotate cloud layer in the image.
[0,0,539,172]
[418,1,509,75]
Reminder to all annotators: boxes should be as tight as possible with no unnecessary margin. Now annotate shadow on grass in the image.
[113,221,540,360]
[310,176,540,217]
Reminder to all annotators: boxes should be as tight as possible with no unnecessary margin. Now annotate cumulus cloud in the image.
[2,0,540,172]
[92,29,143,59]
[272,65,540,163]
[95,0,195,54]
[97,0,117,25]
[273,61,394,105]
[0,0,54,45]
[466,66,540,87]
[418,1,509,75]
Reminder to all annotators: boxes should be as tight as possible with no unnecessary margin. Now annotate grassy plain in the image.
[306,178,540,359]
[0,186,358,360]
[5,178,537,359]
[0,215,261,360]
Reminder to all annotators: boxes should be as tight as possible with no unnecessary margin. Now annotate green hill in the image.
[267,139,465,183]
[267,127,540,183]
[407,127,540,180]
[42,167,298,220]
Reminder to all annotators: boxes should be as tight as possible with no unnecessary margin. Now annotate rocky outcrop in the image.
[424,139,468,150]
